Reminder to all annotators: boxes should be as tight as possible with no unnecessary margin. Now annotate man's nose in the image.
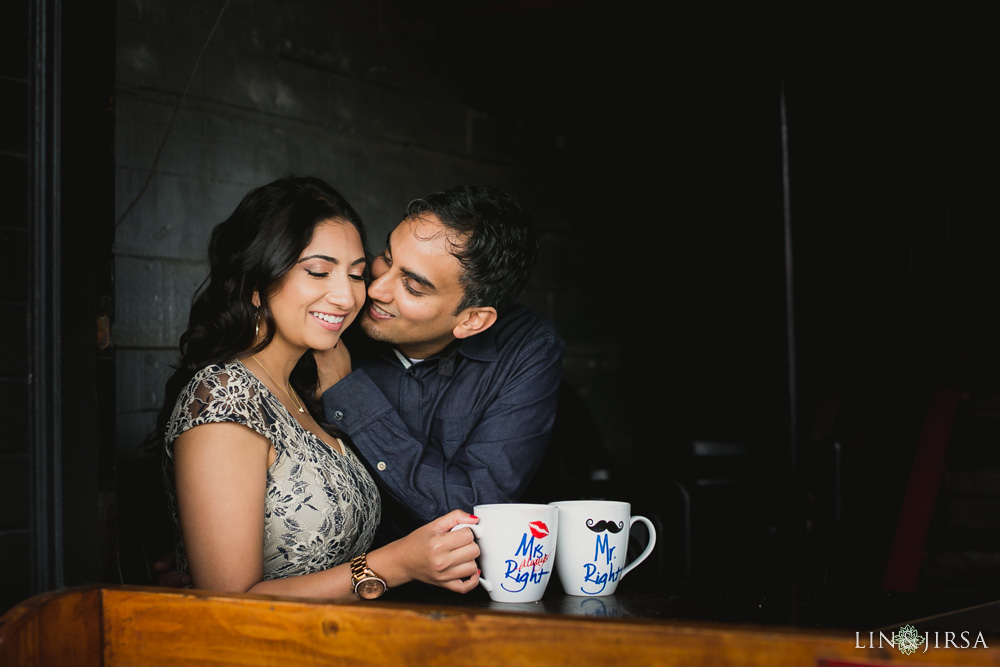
[367,270,391,302]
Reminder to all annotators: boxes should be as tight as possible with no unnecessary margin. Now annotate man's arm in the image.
[321,335,564,525]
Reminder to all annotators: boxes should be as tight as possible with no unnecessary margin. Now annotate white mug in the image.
[550,500,656,596]
[454,503,558,603]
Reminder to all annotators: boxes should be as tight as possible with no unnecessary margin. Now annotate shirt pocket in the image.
[430,414,479,461]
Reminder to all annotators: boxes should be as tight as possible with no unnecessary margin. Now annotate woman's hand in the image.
[369,510,481,593]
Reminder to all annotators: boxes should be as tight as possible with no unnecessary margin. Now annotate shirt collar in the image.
[386,326,499,377]
[454,325,499,363]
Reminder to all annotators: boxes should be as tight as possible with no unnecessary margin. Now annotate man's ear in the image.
[452,306,498,340]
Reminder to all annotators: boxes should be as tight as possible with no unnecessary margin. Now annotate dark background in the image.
[445,6,1000,605]
[4,1,999,623]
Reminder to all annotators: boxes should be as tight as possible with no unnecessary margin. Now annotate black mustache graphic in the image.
[586,519,624,534]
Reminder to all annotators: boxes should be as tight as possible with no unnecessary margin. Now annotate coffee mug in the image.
[453,503,558,603]
[550,500,656,596]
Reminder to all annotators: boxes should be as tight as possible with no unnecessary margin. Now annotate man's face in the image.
[360,214,468,359]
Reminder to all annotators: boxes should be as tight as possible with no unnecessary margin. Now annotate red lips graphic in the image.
[528,520,549,539]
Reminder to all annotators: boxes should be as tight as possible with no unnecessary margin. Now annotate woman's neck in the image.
[244,342,303,383]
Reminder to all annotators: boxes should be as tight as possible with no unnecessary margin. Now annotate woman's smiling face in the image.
[265,218,367,354]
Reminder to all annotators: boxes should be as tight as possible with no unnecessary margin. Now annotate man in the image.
[314,185,564,544]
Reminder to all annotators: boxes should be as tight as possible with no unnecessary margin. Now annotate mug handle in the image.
[620,515,657,579]
[449,524,492,593]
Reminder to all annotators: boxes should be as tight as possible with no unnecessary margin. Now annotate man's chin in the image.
[359,312,392,343]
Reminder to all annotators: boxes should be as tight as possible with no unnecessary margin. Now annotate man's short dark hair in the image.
[406,185,538,313]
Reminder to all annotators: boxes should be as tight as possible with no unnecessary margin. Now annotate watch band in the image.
[350,553,388,599]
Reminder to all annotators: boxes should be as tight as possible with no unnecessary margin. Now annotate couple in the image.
[155,175,564,601]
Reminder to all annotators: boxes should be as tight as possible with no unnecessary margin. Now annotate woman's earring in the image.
[255,310,260,339]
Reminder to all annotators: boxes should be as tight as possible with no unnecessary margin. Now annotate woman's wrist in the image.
[363,539,413,591]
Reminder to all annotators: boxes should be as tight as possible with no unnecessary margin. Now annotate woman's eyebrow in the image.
[297,254,338,264]
[297,255,366,266]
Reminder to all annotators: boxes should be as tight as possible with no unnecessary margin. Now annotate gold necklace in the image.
[251,354,305,413]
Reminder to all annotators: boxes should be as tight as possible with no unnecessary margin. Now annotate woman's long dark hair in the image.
[146,174,369,451]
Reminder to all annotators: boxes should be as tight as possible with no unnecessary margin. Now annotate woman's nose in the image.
[327,276,357,309]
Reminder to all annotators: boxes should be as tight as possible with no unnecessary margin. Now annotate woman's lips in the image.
[311,311,346,331]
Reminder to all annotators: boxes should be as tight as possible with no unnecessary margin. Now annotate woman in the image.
[156,175,480,600]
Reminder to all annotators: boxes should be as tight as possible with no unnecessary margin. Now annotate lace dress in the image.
[163,359,381,580]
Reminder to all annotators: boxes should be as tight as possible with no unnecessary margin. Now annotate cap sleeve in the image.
[164,363,277,457]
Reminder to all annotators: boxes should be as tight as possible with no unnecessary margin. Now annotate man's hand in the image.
[313,341,352,398]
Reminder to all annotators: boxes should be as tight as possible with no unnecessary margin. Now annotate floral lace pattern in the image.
[163,360,380,580]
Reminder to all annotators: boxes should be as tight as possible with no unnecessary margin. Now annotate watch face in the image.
[356,578,386,599]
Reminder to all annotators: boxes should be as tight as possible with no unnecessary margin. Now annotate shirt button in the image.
[377,461,387,471]
[407,368,415,377]
[333,410,344,420]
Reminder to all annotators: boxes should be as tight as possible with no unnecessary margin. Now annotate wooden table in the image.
[1,584,998,665]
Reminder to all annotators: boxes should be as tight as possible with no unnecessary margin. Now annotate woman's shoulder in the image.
[166,360,270,444]
[186,359,253,390]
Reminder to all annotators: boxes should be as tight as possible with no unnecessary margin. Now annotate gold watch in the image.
[350,553,387,599]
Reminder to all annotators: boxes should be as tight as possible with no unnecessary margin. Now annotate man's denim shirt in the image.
[321,304,564,541]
